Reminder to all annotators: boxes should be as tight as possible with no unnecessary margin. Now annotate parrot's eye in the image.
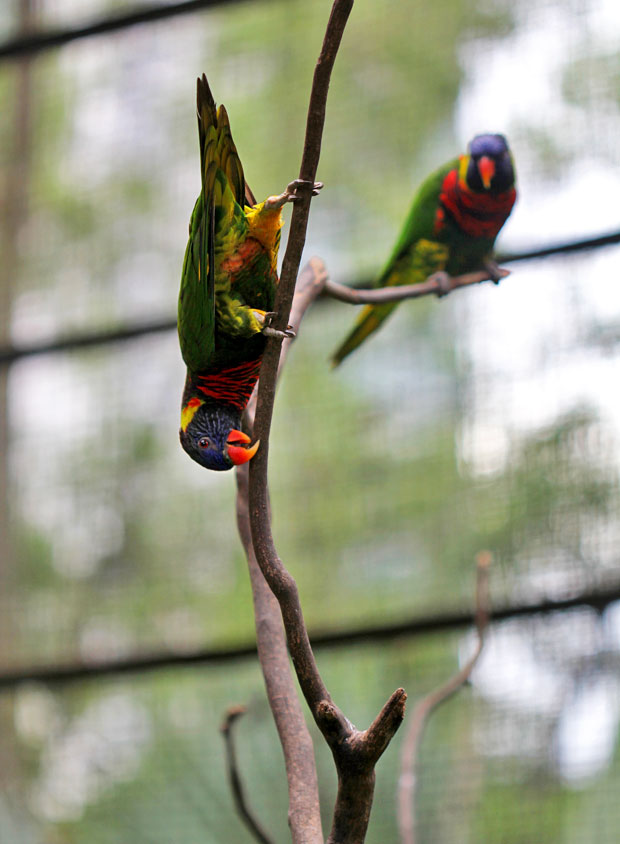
[198,437,211,449]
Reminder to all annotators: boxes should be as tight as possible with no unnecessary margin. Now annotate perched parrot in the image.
[178,74,321,471]
[331,133,517,366]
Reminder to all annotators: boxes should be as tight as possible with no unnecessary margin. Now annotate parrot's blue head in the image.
[179,402,259,471]
[466,133,515,194]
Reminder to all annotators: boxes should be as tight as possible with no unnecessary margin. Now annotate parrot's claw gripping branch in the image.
[259,311,296,339]
[262,326,296,339]
[265,179,324,210]
[286,178,325,199]
[430,271,453,298]
[482,258,504,284]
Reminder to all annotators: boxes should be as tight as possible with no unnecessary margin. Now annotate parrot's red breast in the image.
[193,358,262,410]
[434,166,516,240]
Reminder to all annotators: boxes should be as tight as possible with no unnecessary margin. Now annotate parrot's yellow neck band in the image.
[181,397,204,432]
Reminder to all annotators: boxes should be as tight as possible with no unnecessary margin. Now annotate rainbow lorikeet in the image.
[178,74,321,471]
[331,133,517,366]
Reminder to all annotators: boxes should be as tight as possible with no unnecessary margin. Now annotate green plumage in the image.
[177,75,278,378]
[178,75,288,472]
[331,134,516,366]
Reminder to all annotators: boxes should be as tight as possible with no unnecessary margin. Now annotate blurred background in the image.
[2,0,620,841]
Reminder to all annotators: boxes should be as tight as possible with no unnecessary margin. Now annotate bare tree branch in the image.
[240,3,406,841]
[323,267,510,305]
[249,0,354,712]
[324,688,407,844]
[236,260,328,844]
[220,705,275,844]
[397,552,492,844]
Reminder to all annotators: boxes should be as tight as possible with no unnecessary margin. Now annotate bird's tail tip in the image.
[329,309,383,369]
[329,341,355,368]
[196,73,216,115]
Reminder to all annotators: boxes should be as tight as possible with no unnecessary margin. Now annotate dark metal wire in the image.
[0,0,248,60]
[2,231,619,367]
[0,584,617,691]
[497,228,620,263]
[0,318,175,366]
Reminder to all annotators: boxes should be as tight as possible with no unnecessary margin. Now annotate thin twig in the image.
[397,551,492,844]
[220,705,275,844]
[323,267,510,305]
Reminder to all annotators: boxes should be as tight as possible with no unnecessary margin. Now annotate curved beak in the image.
[226,429,260,466]
[477,155,495,190]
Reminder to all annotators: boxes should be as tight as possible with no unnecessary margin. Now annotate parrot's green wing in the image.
[376,158,457,284]
[178,76,247,374]
[331,160,457,366]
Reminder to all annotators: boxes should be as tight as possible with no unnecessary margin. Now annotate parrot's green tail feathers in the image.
[196,75,246,208]
[330,239,449,367]
[196,73,216,120]
[331,304,395,367]
[215,105,245,207]
[196,75,217,188]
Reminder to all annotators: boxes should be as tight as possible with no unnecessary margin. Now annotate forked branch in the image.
[235,260,327,844]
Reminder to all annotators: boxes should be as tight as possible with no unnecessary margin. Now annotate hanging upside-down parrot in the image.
[178,74,321,471]
[331,133,517,366]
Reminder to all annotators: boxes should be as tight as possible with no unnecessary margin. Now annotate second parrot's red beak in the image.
[226,429,260,466]
[477,155,496,190]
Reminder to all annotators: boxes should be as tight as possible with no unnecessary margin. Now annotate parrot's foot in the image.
[431,271,454,298]
[482,259,504,285]
[263,325,296,339]
[254,310,296,339]
[286,179,324,199]
[265,179,324,210]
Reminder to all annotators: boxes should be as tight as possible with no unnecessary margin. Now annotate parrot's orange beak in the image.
[226,429,260,466]
[477,155,495,190]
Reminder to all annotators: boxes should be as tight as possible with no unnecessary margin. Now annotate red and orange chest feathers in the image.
[434,160,516,241]
[191,358,262,414]
[180,357,263,432]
